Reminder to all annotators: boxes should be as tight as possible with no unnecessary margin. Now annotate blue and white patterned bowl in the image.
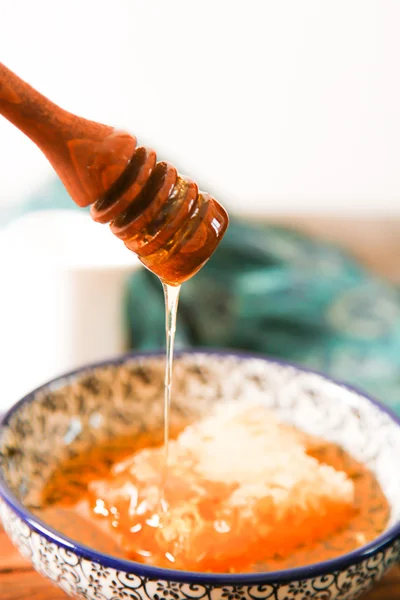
[0,350,400,600]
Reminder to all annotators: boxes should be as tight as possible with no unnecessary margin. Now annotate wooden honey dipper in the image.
[0,62,229,285]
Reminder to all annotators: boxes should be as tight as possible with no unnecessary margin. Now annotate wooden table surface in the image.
[1,217,400,598]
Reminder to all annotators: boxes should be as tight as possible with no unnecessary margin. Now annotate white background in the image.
[1,0,400,216]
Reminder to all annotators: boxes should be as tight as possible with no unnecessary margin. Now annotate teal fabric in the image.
[5,179,400,414]
[127,222,400,413]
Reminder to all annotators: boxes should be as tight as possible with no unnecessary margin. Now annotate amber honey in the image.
[38,409,390,574]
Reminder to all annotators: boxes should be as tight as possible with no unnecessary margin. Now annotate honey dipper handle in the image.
[0,62,136,207]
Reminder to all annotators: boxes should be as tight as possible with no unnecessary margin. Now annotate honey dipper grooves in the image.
[0,62,228,285]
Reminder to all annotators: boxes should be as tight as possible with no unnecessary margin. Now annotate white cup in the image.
[0,209,142,412]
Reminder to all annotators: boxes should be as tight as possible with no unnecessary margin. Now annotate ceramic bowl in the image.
[1,351,400,600]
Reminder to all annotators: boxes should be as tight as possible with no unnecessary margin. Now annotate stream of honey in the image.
[38,419,389,573]
[161,283,180,469]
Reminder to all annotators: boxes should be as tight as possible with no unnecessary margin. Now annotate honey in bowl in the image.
[38,400,389,573]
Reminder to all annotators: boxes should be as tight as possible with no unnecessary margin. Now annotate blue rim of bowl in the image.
[0,348,399,585]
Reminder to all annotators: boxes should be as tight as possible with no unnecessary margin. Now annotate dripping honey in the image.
[38,411,389,574]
